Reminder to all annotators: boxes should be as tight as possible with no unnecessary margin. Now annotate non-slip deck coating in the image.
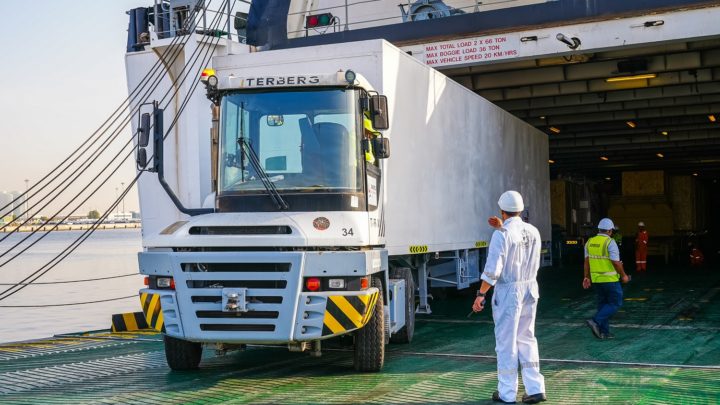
[1,265,718,404]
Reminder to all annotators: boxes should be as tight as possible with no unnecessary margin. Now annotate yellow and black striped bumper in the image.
[321,290,380,337]
[140,292,165,332]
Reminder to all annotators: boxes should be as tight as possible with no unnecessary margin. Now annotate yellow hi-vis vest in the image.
[586,235,620,283]
[363,115,376,164]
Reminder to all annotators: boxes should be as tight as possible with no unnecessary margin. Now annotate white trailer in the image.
[129,36,550,372]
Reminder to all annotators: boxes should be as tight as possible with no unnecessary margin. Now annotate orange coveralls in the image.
[690,248,704,267]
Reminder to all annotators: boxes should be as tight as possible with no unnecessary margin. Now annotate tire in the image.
[353,277,385,372]
[164,334,202,370]
[389,267,415,344]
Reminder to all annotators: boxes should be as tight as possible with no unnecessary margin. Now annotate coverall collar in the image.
[503,216,522,225]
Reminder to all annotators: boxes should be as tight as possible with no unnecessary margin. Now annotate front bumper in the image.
[138,250,385,344]
[139,288,380,343]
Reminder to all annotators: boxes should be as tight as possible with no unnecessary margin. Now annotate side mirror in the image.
[139,113,151,147]
[136,112,151,170]
[372,137,390,159]
[136,148,148,169]
[369,95,389,130]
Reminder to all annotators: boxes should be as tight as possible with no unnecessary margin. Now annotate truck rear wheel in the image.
[164,335,202,370]
[390,267,415,344]
[353,277,385,372]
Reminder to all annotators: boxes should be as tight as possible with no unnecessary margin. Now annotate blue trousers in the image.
[592,282,623,334]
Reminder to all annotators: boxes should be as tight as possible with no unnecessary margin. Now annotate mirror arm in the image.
[152,104,214,216]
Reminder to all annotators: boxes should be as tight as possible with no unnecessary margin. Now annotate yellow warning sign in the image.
[409,245,429,254]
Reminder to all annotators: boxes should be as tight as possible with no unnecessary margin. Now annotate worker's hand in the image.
[488,216,503,229]
[582,277,591,289]
[472,297,486,312]
[621,275,630,284]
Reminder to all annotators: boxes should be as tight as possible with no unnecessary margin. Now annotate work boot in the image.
[492,391,516,403]
[601,332,615,339]
[522,393,547,404]
[586,319,602,339]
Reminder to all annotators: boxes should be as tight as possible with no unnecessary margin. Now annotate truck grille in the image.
[188,226,292,235]
[169,252,303,342]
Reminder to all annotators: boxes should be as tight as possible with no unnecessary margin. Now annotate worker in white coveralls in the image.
[472,191,547,404]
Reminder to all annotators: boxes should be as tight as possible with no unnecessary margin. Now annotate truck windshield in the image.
[219,89,361,194]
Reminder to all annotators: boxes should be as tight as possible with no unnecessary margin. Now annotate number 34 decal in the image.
[341,228,354,236]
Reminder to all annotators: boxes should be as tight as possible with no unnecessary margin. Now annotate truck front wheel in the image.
[353,277,385,372]
[164,335,202,370]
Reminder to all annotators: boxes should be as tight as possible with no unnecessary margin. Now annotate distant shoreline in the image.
[0,223,141,233]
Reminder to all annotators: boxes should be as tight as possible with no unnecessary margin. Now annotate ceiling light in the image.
[600,156,609,161]
[549,126,561,134]
[626,121,637,128]
[606,73,657,83]
[692,173,698,177]
[656,153,664,158]
[548,159,555,164]
[539,116,546,119]
[710,115,717,122]
[661,131,668,136]
[605,177,611,180]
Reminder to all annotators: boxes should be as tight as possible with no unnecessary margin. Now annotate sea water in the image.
[0,229,143,343]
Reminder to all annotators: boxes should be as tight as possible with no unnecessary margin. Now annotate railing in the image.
[128,0,251,52]
[152,0,250,41]
[287,0,557,38]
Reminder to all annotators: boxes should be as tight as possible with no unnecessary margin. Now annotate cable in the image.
[0,295,136,308]
[0,273,138,286]
[0,4,207,233]
[0,0,233,300]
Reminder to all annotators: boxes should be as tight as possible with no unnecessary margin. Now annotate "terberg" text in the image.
[244,76,321,87]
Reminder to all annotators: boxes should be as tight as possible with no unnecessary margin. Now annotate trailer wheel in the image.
[390,267,415,344]
[164,335,202,370]
[353,277,385,372]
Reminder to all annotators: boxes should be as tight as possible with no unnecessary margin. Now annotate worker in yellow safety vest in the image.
[582,218,630,340]
[362,111,377,164]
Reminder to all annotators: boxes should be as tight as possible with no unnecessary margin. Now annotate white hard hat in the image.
[598,218,615,231]
[498,190,524,212]
[638,221,645,227]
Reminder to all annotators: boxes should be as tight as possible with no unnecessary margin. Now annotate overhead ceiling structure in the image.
[440,39,720,178]
[255,0,720,179]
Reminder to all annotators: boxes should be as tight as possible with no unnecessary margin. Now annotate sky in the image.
[0,1,144,215]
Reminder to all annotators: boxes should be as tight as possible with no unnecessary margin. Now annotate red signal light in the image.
[144,276,149,286]
[306,277,321,292]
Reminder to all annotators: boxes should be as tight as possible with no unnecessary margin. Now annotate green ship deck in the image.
[1,265,719,404]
